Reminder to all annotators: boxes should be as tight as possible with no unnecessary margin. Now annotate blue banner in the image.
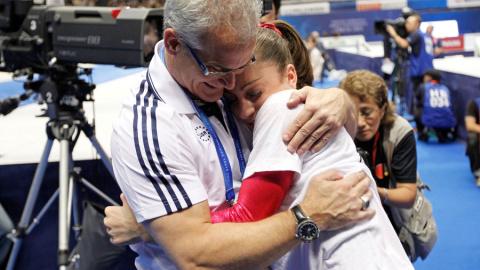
[280,7,480,41]
[330,1,356,11]
[280,9,401,41]
[408,0,447,9]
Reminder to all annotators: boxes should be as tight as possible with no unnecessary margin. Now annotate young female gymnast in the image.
[214,21,412,269]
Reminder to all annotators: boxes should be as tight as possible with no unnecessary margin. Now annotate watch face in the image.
[298,221,319,241]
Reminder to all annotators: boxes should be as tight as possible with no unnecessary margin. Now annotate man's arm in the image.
[126,171,373,270]
[465,100,480,133]
[283,87,356,155]
[106,171,295,245]
[144,201,297,270]
[433,46,443,57]
[465,116,480,133]
[386,25,409,48]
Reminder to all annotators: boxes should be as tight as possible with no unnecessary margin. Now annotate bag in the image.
[390,177,438,263]
[382,116,438,262]
[68,201,126,270]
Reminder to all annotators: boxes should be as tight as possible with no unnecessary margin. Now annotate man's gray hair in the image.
[164,0,262,51]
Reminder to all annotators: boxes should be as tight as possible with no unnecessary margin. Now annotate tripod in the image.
[6,75,119,270]
[391,48,408,116]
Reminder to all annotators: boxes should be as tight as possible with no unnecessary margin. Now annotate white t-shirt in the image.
[111,41,251,269]
[244,90,413,270]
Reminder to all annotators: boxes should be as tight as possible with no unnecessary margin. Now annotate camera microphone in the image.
[19,90,34,101]
[0,90,34,116]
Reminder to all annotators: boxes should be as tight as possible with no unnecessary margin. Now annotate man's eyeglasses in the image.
[185,43,256,77]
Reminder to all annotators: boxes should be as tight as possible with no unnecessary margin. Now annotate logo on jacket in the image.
[195,126,210,142]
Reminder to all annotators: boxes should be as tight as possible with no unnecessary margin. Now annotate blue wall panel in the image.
[408,0,447,10]
[330,1,356,11]
[280,8,480,41]
[281,9,401,41]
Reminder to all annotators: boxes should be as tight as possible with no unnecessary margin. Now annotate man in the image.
[108,1,373,269]
[386,14,434,95]
[414,69,456,142]
[465,98,480,186]
[426,25,444,57]
[380,7,413,107]
[382,7,413,66]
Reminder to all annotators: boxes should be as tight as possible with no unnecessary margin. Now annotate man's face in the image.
[405,16,419,33]
[423,74,433,83]
[179,33,256,103]
[426,25,434,36]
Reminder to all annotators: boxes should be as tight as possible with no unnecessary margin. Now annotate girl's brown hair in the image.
[255,20,313,88]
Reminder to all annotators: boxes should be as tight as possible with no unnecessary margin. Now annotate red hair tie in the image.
[259,23,282,37]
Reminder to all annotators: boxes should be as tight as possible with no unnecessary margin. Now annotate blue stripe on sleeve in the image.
[133,80,173,214]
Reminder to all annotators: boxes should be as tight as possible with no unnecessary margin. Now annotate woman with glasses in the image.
[339,70,418,257]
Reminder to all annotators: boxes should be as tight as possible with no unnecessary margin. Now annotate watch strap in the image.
[291,205,307,223]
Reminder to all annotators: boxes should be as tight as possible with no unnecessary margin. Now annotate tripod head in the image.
[17,62,95,122]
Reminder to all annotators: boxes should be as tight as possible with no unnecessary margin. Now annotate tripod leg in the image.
[67,170,74,239]
[70,168,82,239]
[6,139,54,270]
[80,177,120,206]
[88,135,115,179]
[58,130,71,269]
[26,189,59,235]
[80,118,119,206]
[80,120,115,179]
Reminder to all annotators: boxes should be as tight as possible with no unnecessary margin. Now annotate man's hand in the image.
[283,87,355,155]
[386,25,397,37]
[386,25,408,48]
[104,193,150,246]
[300,170,375,231]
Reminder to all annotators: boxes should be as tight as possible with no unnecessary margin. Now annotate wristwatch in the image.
[291,205,319,243]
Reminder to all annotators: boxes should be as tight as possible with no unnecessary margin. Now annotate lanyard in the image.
[371,130,387,180]
[157,45,246,205]
[372,131,380,166]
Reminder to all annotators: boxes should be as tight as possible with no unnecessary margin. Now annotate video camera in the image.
[0,1,164,72]
[374,7,415,39]
[374,17,408,38]
[0,0,163,120]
